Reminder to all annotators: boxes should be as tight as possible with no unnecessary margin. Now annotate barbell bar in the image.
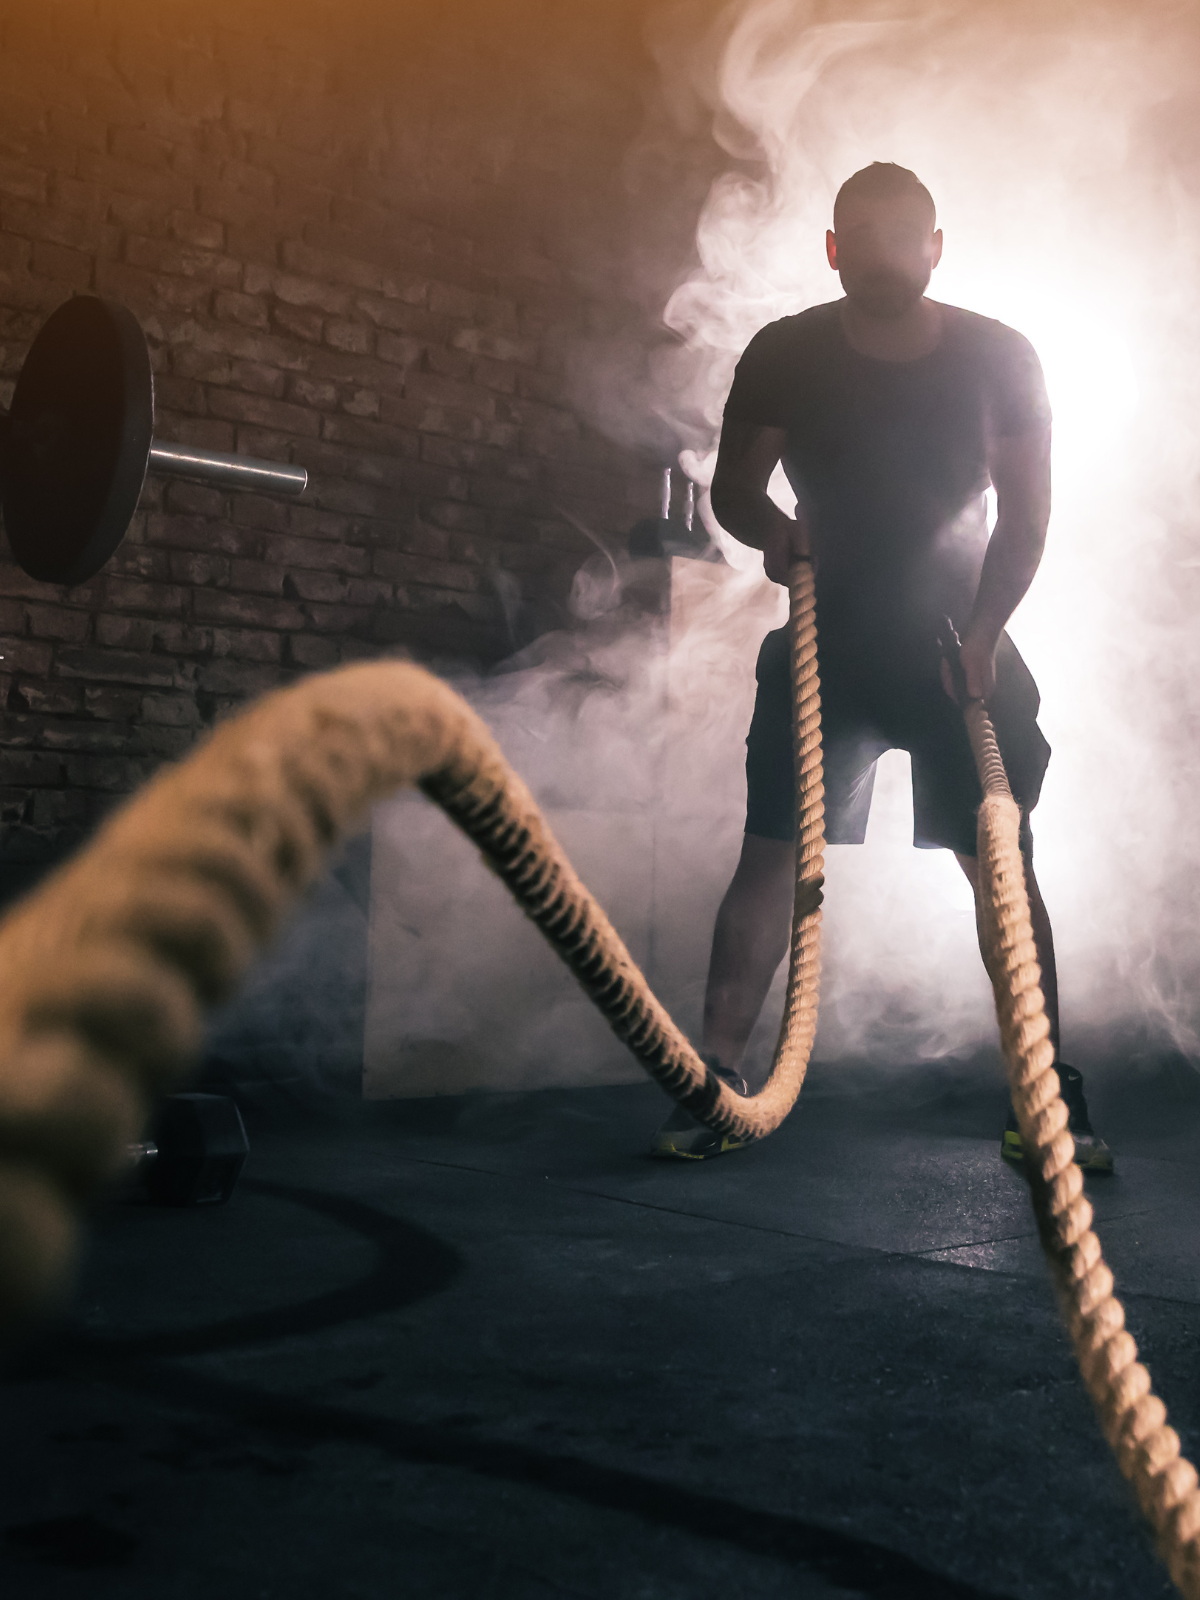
[148,440,307,497]
[0,295,307,586]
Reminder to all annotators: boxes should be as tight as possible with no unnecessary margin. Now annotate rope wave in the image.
[0,559,1195,1592]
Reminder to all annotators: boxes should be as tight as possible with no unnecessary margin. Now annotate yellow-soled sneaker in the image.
[1000,1064,1114,1173]
[650,1059,750,1161]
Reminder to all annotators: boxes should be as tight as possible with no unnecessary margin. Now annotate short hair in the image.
[833,163,936,229]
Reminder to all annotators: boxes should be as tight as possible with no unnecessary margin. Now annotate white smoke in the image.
[365,1,1200,1100]
[645,0,1200,1067]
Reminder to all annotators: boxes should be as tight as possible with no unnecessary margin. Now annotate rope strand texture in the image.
[964,699,1200,1597]
[0,561,1195,1593]
[0,562,824,1330]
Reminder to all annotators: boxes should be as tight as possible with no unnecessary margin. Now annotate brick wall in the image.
[0,0,712,868]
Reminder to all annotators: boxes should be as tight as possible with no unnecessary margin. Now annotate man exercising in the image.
[652,161,1111,1171]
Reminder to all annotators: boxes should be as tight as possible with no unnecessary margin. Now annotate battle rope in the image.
[965,699,1200,1593]
[0,558,1194,1590]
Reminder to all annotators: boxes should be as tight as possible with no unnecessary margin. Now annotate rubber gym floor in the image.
[3,1033,1200,1599]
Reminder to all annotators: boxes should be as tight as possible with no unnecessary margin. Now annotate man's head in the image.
[827,163,942,318]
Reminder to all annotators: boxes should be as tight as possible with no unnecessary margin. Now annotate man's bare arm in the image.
[710,419,809,585]
[957,426,1052,700]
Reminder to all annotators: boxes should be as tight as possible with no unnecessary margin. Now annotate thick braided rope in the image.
[965,699,1200,1596]
[0,563,824,1331]
[0,564,1195,1588]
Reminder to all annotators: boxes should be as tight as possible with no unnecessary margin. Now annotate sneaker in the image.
[1001,1064,1114,1173]
[650,1057,751,1160]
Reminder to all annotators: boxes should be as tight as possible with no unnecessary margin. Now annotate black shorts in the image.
[744,628,1051,857]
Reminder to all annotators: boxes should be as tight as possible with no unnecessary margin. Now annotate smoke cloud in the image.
[640,0,1200,1069]
[363,0,1200,1099]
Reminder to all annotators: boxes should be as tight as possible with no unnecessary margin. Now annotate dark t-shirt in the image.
[724,299,1050,683]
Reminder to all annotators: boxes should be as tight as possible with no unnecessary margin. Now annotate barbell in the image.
[0,295,307,585]
[126,1092,250,1207]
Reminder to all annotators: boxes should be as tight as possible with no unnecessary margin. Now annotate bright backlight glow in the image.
[659,0,1200,1062]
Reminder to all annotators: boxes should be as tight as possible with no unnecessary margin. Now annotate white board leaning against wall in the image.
[364,555,785,1098]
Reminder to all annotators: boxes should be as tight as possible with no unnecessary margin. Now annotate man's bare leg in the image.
[650,834,794,1157]
[955,842,1060,1053]
[701,834,795,1079]
[957,836,1110,1168]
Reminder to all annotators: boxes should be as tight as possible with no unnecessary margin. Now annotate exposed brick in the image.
[228,559,284,594]
[142,692,203,727]
[171,209,226,251]
[66,754,156,791]
[94,258,213,313]
[0,711,38,748]
[0,751,65,786]
[228,358,288,398]
[320,413,418,457]
[153,373,207,412]
[126,234,242,287]
[1,196,109,254]
[272,302,324,343]
[14,681,82,715]
[211,628,283,662]
[29,237,93,287]
[41,721,144,755]
[375,331,423,370]
[450,326,538,366]
[151,622,214,656]
[102,578,188,615]
[145,512,244,556]
[424,500,489,535]
[94,617,155,656]
[143,726,199,758]
[29,789,91,828]
[472,355,520,394]
[206,388,322,437]
[84,685,143,720]
[57,648,180,688]
[163,480,227,518]
[214,288,270,328]
[196,659,287,696]
[342,389,380,418]
[298,602,372,633]
[287,633,338,668]
[427,280,486,322]
[78,149,197,209]
[285,570,347,604]
[288,374,339,409]
[153,412,237,453]
[25,604,90,641]
[245,263,353,316]
[0,6,680,856]
[168,550,232,586]
[193,590,305,630]
[423,345,473,383]
[323,319,374,356]
[371,549,481,593]
[0,637,53,674]
[229,495,290,535]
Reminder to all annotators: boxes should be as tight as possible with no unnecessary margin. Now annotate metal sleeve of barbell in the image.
[147,441,308,496]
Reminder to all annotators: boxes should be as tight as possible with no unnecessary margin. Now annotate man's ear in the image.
[931,228,944,269]
[826,228,838,270]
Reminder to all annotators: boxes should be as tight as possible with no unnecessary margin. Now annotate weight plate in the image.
[0,296,153,585]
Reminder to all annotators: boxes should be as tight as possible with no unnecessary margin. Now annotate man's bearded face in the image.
[832,195,939,319]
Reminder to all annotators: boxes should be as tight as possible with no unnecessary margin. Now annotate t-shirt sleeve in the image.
[988,325,1052,436]
[723,323,792,427]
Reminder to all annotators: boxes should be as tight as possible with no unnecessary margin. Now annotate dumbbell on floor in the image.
[0,295,308,585]
[126,1093,249,1207]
